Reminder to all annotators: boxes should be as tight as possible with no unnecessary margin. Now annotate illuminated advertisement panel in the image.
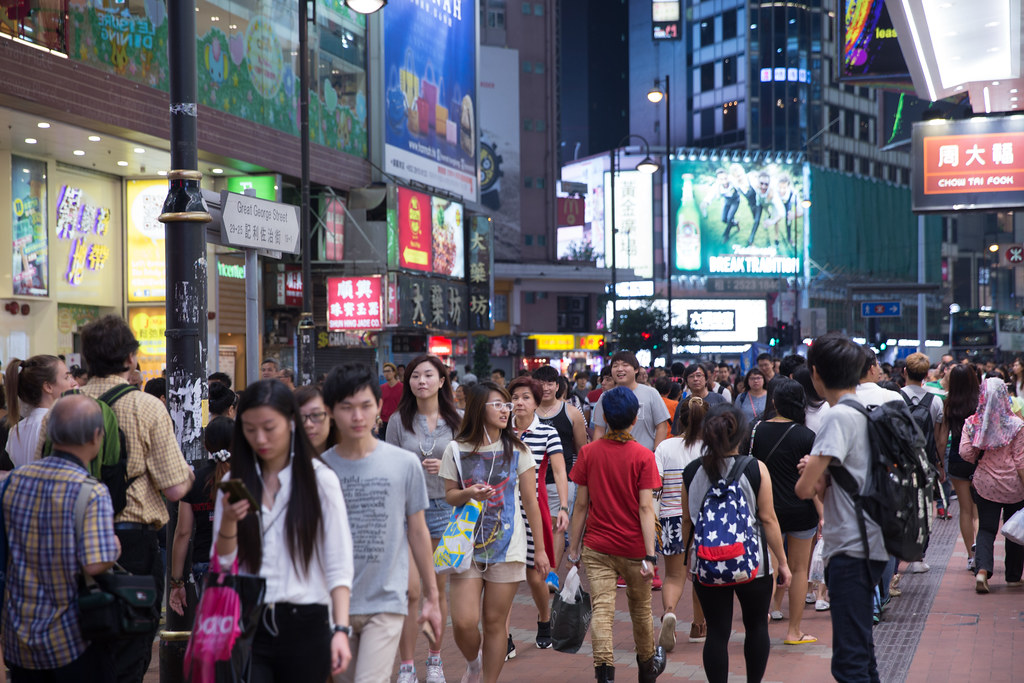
[126,179,167,302]
[388,186,465,276]
[557,155,608,265]
[12,156,48,297]
[603,170,653,279]
[669,159,807,277]
[840,0,910,82]
[326,275,383,331]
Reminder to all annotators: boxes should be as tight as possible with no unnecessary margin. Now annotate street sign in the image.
[560,180,588,195]
[860,301,901,318]
[220,191,300,254]
[1007,245,1024,265]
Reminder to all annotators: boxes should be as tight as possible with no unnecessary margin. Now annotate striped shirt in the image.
[654,437,704,519]
[2,454,119,668]
[517,415,562,567]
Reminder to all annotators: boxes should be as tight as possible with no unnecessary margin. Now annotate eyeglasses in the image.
[301,411,329,425]
[485,401,514,412]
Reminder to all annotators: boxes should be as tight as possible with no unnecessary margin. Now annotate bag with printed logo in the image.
[185,552,266,683]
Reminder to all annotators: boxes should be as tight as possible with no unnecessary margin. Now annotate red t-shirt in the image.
[571,438,661,558]
[586,388,603,405]
[380,381,403,422]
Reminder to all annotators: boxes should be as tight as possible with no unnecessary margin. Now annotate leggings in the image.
[693,575,774,683]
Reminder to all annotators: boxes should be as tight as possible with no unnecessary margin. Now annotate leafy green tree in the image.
[612,303,696,361]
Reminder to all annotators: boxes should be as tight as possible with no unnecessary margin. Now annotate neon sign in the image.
[56,185,111,286]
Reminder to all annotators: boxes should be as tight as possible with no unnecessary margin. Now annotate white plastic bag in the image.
[1001,507,1024,545]
[559,566,581,605]
[808,538,825,584]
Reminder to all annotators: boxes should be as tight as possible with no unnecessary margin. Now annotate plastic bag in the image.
[808,538,825,584]
[1001,507,1024,545]
[551,567,591,653]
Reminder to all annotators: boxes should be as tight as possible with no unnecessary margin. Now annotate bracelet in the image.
[217,530,237,539]
[645,554,658,564]
[567,553,581,564]
[169,577,185,588]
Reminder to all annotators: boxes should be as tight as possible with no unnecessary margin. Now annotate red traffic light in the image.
[641,332,651,340]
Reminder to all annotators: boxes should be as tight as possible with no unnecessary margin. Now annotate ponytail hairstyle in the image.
[700,403,749,479]
[204,416,235,502]
[677,396,709,448]
[5,355,63,425]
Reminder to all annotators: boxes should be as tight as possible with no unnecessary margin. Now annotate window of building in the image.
[537,234,547,246]
[722,57,736,86]
[522,2,531,14]
[889,166,898,183]
[829,107,840,133]
[900,168,909,185]
[700,108,715,138]
[860,158,870,176]
[534,61,545,74]
[525,291,536,303]
[722,101,738,132]
[535,119,546,132]
[523,118,533,131]
[859,115,873,143]
[525,235,534,246]
[524,176,533,188]
[523,60,533,73]
[534,3,544,16]
[494,294,508,322]
[844,111,854,138]
[722,10,737,40]
[488,9,505,28]
[829,151,840,169]
[844,155,855,173]
[701,62,715,92]
[875,163,885,179]
[536,177,546,189]
[700,20,714,47]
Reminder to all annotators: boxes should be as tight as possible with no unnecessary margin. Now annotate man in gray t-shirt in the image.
[592,351,671,450]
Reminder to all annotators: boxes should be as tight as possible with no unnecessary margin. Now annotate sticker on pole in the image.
[220,191,300,255]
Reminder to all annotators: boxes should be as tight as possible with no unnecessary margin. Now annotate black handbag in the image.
[72,479,159,641]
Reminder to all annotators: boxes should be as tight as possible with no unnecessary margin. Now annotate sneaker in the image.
[397,666,417,683]
[616,576,627,588]
[658,612,677,652]
[688,622,707,643]
[1007,580,1024,587]
[815,599,830,611]
[805,592,816,605]
[907,561,930,574]
[769,609,784,621]
[545,571,560,593]
[950,492,958,501]
[536,621,552,649]
[936,506,946,519]
[504,635,516,661]
[968,557,976,573]
[460,654,482,683]
[426,657,446,683]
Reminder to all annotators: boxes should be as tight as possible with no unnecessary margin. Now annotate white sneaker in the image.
[805,591,816,604]
[397,668,417,683]
[426,660,446,683]
[815,599,830,611]
[907,561,930,573]
[460,654,482,683]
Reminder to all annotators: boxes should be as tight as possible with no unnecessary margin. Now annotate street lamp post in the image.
[647,76,672,363]
[296,0,315,388]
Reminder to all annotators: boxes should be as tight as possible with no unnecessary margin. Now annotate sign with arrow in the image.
[220,191,300,254]
[860,301,901,318]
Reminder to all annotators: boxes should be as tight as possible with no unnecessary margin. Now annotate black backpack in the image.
[829,400,935,563]
[902,391,939,466]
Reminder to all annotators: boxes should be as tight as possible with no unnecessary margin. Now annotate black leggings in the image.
[693,575,774,683]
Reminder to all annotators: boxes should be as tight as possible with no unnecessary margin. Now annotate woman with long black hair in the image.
[441,382,549,683]
[945,364,981,571]
[213,379,353,681]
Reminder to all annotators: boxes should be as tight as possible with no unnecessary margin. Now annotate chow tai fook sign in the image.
[913,117,1024,212]
[326,276,383,331]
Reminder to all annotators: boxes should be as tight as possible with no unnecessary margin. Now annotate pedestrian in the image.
[490,369,507,389]
[757,353,776,382]
[213,379,353,681]
[260,358,280,380]
[735,368,768,423]
[59,315,194,681]
[944,364,981,572]
[508,375,569,655]
[4,355,77,468]
[592,351,670,451]
[168,416,234,617]
[796,333,888,683]
[902,352,949,522]
[295,385,338,455]
[321,364,442,682]
[385,354,462,683]
[711,362,733,402]
[958,377,1024,593]
[654,395,708,649]
[655,378,678,437]
[567,386,666,683]
[2,394,120,682]
[440,382,550,683]
[750,378,819,644]
[585,367,613,425]
[208,371,232,389]
[673,363,726,431]
[209,381,238,420]
[380,362,403,438]
[570,371,590,406]
[793,367,830,434]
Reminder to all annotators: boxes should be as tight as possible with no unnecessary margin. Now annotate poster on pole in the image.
[12,156,48,296]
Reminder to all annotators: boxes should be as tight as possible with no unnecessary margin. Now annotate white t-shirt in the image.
[6,407,48,468]
[592,383,671,450]
[654,437,703,518]
[804,401,830,435]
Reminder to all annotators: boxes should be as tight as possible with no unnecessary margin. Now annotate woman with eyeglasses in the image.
[441,382,550,683]
[295,385,338,456]
[386,354,463,683]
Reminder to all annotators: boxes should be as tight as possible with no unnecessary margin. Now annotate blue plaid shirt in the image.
[2,453,119,668]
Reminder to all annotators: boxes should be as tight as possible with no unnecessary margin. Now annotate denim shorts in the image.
[425,498,455,539]
[784,526,818,541]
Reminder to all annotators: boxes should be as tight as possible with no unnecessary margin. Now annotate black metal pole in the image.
[297,0,316,387]
[609,147,617,336]
[664,75,673,365]
[159,0,210,674]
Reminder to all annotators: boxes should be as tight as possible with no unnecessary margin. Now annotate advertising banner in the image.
[327,275,383,331]
[12,156,48,296]
[395,274,469,332]
[669,159,806,277]
[128,306,167,382]
[603,170,654,279]
[912,117,1024,212]
[558,197,584,226]
[388,186,465,276]
[479,46,521,259]
[320,195,345,261]
[840,0,910,82]
[382,0,477,199]
[227,175,278,201]
[396,186,432,271]
[557,155,608,264]
[126,180,167,302]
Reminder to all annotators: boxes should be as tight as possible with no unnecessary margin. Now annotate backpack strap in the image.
[98,383,138,407]
[828,401,874,565]
[72,477,101,589]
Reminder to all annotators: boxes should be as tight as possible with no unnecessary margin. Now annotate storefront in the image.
[522,334,606,376]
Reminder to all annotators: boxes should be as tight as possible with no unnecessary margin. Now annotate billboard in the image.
[603,170,654,279]
[383,0,477,199]
[387,186,465,277]
[912,117,1024,212]
[126,179,167,302]
[12,156,48,297]
[327,275,383,331]
[226,175,279,201]
[557,155,609,264]
[479,46,521,260]
[840,0,910,82]
[652,0,681,40]
[669,159,806,277]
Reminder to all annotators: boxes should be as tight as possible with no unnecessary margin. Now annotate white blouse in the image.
[6,406,48,468]
[214,458,353,608]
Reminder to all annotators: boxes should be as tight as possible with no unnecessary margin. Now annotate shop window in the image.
[0,0,67,53]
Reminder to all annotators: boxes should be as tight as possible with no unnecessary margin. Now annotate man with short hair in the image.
[143,377,166,405]
[490,368,507,389]
[63,315,193,681]
[461,365,478,386]
[712,362,733,402]
[208,381,237,419]
[592,351,671,451]
[260,358,280,379]
[796,334,887,683]
[3,394,120,681]
[757,353,776,382]
[586,368,613,424]
[320,364,442,683]
[778,354,806,379]
[902,352,948,557]
[208,371,232,389]
[570,371,590,406]
[278,367,296,391]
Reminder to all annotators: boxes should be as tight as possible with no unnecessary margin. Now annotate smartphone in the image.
[217,479,259,510]
[642,560,650,573]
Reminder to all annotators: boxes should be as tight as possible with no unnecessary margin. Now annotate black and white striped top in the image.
[516,415,563,568]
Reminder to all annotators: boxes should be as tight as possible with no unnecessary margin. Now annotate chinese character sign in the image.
[468,216,493,330]
[397,187,432,271]
[326,275,383,331]
[55,185,112,287]
[12,156,48,296]
[126,179,167,302]
[604,169,654,279]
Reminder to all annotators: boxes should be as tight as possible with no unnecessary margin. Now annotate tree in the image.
[559,239,603,263]
[612,303,696,361]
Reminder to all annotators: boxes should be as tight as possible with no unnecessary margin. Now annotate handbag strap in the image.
[762,423,797,463]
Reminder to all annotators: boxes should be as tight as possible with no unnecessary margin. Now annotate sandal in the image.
[783,634,818,645]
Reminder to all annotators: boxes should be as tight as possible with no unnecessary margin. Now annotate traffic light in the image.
[641,332,652,340]
[778,322,792,347]
[768,325,781,347]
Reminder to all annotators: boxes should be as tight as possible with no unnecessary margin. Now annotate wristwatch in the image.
[645,555,658,564]
[559,505,569,513]
[332,624,352,636]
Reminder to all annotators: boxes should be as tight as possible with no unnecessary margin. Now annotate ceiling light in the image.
[229,24,237,29]
[134,147,145,153]
[988,47,1000,53]
[117,160,129,166]
[212,168,224,174]
[157,170,167,176]
[36,122,49,129]
[984,86,992,113]
[88,135,101,142]
[993,81,1001,85]
[73,150,85,156]
[986,21,999,27]
[1013,97,1019,102]
[945,31,957,37]
[24,138,37,144]
[211,15,220,21]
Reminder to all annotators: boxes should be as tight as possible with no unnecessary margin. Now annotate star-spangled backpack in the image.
[683,455,763,587]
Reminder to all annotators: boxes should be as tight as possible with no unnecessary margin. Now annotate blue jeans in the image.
[825,554,887,683]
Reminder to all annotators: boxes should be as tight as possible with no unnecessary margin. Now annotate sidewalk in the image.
[143,497,1024,681]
